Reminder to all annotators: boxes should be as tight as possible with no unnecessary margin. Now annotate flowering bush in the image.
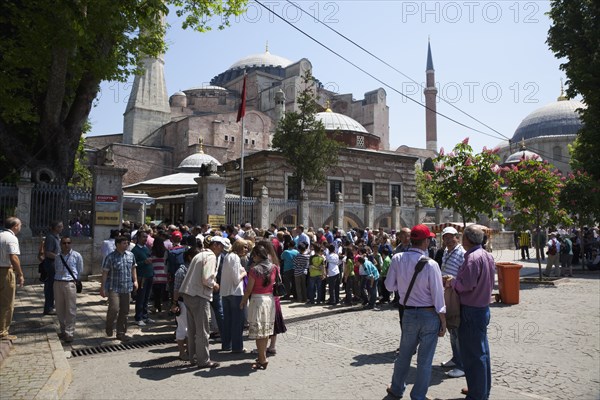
[425,138,505,227]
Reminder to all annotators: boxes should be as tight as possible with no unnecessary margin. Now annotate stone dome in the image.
[315,110,368,133]
[229,50,292,70]
[177,151,221,172]
[511,99,584,143]
[185,85,226,91]
[172,91,186,96]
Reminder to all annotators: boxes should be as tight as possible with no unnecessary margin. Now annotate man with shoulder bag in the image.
[384,224,447,400]
[53,236,84,342]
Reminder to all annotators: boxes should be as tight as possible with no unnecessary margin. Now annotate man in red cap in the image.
[384,224,446,400]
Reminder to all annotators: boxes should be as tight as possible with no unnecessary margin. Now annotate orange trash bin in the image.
[496,263,523,305]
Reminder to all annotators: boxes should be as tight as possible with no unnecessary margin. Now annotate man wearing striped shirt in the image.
[100,236,138,342]
[440,227,466,379]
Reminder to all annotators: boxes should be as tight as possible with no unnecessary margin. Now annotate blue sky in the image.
[88,1,567,154]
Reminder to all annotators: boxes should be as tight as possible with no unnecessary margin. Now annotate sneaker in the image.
[446,368,465,378]
[136,320,146,327]
[441,359,456,368]
[144,318,155,324]
[0,334,17,341]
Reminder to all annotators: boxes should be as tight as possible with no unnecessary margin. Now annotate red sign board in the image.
[96,195,118,203]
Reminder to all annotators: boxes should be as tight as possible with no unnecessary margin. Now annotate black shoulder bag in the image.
[399,257,430,325]
[60,255,83,293]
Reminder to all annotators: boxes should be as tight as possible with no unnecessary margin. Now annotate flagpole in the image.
[237,71,247,225]
[239,117,245,224]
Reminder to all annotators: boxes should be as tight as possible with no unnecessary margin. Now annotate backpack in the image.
[560,239,571,255]
[166,246,186,275]
[548,239,557,256]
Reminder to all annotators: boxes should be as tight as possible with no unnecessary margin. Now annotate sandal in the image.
[251,361,268,370]
[197,361,220,369]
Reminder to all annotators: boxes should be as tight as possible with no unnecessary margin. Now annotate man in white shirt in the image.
[0,217,24,341]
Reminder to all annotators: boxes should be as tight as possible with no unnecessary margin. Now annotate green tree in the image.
[424,138,505,227]
[271,71,340,196]
[505,159,572,279]
[559,169,600,267]
[415,165,434,207]
[0,0,246,184]
[547,0,600,179]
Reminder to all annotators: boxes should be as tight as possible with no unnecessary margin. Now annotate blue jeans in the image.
[390,309,441,400]
[459,305,491,400]
[449,327,463,370]
[134,276,153,321]
[210,291,224,335]
[367,278,378,308]
[221,295,244,351]
[43,259,55,313]
[307,276,321,303]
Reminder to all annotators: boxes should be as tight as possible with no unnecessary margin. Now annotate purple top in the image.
[385,248,446,314]
[452,245,495,307]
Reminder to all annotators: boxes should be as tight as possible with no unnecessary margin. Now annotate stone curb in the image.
[33,325,72,400]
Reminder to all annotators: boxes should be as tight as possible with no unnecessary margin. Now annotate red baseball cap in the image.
[410,224,435,240]
[171,231,182,240]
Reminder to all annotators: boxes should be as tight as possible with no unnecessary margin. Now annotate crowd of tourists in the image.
[2,215,599,399]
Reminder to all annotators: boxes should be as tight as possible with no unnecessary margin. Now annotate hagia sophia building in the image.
[86,40,584,223]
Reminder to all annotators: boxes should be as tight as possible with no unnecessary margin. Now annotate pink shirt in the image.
[249,266,277,295]
[452,245,496,307]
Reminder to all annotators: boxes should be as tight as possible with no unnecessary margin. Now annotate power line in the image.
[282,0,511,142]
[253,0,507,143]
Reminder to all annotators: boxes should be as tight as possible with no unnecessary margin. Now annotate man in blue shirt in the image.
[100,236,138,341]
[53,237,83,342]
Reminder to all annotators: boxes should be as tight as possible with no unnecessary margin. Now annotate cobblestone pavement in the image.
[1,250,599,400]
[63,275,599,400]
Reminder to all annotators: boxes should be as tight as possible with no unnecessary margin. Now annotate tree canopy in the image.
[425,138,505,227]
[547,0,600,179]
[0,0,246,184]
[271,70,340,195]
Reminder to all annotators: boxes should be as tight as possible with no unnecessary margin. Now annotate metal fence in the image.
[269,198,298,229]
[31,185,92,237]
[308,201,334,228]
[0,183,18,224]
[225,196,258,226]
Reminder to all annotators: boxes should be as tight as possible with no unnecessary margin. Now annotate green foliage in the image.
[271,71,340,193]
[505,159,572,230]
[415,165,434,207]
[70,122,92,189]
[547,0,600,179]
[559,170,600,226]
[0,0,246,183]
[424,138,505,227]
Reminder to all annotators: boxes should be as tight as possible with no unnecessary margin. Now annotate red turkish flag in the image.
[236,74,247,122]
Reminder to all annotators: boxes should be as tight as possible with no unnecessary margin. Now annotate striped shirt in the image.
[293,253,310,276]
[152,256,168,285]
[102,250,136,293]
[441,245,465,277]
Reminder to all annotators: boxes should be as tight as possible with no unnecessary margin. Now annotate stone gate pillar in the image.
[298,190,309,228]
[364,194,374,228]
[257,186,270,230]
[333,192,344,229]
[195,166,226,226]
[16,169,34,238]
[415,201,422,226]
[91,165,127,277]
[391,197,400,231]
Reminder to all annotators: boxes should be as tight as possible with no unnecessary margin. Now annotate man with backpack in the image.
[166,232,187,303]
[559,235,573,277]
[544,232,561,277]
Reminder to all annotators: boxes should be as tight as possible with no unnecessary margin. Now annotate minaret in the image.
[274,89,286,122]
[123,16,171,145]
[424,39,438,152]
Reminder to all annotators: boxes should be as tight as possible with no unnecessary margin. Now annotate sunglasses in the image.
[61,242,71,245]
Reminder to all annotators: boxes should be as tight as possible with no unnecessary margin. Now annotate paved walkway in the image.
[0,250,598,399]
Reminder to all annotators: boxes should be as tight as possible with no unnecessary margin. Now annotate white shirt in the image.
[0,229,20,266]
[326,252,340,277]
[220,253,246,296]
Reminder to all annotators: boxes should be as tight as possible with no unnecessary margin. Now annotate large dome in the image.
[229,50,293,70]
[511,99,584,143]
[315,110,368,133]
